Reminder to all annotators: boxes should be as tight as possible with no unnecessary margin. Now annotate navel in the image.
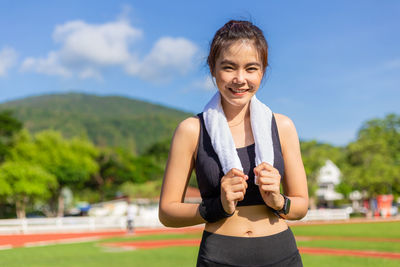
[245,230,253,236]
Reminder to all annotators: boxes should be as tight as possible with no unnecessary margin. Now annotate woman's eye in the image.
[247,67,259,72]
[222,66,234,70]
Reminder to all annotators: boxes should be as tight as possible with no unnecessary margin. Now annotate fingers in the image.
[260,184,280,192]
[230,183,247,192]
[226,168,248,180]
[225,190,246,202]
[258,176,280,193]
[221,168,248,191]
[228,176,248,187]
[221,176,248,192]
[254,162,281,194]
[258,175,280,184]
[221,168,248,203]
[230,192,245,201]
[253,162,278,177]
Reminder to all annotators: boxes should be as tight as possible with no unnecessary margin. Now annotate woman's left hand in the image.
[254,162,284,211]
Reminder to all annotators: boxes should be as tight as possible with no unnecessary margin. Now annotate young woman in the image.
[159,20,308,266]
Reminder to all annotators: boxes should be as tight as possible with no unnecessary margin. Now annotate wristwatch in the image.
[276,194,291,215]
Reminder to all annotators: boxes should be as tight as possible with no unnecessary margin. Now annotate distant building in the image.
[316,159,343,208]
[87,186,202,228]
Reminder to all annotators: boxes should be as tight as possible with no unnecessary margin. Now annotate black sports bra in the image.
[195,112,285,206]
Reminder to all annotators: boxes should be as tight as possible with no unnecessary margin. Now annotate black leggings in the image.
[197,227,303,267]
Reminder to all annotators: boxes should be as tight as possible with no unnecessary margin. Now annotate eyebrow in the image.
[219,60,261,68]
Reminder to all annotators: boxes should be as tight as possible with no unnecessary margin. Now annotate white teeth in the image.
[230,88,247,93]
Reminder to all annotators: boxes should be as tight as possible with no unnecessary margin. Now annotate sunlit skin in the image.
[214,40,263,112]
[159,39,308,237]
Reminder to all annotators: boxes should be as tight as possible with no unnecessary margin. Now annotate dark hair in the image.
[207,20,268,76]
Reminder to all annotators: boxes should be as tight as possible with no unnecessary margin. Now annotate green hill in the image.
[0,93,193,154]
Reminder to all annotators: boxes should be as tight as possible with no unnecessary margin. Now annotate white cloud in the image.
[53,20,141,66]
[0,47,18,76]
[127,37,198,82]
[21,51,71,77]
[20,15,199,82]
[21,19,141,79]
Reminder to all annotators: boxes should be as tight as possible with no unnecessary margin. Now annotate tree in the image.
[300,139,345,207]
[88,148,136,201]
[0,161,57,218]
[0,110,22,162]
[85,139,173,202]
[119,180,162,200]
[344,113,400,196]
[8,130,99,217]
[143,138,171,162]
[88,147,164,201]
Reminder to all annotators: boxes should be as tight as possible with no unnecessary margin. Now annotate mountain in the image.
[0,93,193,154]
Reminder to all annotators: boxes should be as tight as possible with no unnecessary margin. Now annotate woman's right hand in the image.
[220,168,248,215]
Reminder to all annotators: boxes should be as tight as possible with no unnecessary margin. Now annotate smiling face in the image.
[213,39,264,109]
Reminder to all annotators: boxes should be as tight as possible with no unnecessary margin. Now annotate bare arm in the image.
[275,113,309,220]
[158,116,206,227]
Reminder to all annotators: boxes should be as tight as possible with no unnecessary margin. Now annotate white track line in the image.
[24,236,101,248]
[0,245,13,250]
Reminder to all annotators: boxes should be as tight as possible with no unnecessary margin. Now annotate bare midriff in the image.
[204,205,288,237]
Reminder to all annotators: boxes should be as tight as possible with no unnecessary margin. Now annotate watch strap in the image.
[270,194,291,217]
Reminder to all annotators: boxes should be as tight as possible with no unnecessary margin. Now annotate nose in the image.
[232,70,245,84]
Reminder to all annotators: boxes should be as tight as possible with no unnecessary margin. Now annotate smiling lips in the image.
[229,87,250,96]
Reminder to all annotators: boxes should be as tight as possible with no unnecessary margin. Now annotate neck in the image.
[221,98,250,124]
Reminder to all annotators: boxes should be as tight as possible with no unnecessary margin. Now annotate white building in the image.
[315,159,343,208]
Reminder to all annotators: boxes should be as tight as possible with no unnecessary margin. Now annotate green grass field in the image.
[1,221,399,267]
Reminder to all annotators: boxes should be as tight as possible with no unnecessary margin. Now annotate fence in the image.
[0,208,350,234]
[300,208,350,221]
[0,203,163,234]
[0,216,123,234]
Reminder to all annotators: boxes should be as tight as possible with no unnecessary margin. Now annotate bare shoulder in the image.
[172,115,200,152]
[274,113,297,134]
[273,113,300,149]
[175,115,200,138]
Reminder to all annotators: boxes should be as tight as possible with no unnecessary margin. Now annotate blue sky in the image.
[0,0,399,146]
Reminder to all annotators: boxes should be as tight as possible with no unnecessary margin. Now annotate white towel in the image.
[203,92,274,184]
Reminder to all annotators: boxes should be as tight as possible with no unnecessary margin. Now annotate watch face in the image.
[281,195,291,215]
[284,196,291,215]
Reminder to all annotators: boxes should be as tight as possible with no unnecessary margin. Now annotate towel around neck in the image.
[202,92,274,182]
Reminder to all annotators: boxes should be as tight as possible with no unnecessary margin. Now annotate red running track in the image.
[0,226,203,249]
[1,227,400,260]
